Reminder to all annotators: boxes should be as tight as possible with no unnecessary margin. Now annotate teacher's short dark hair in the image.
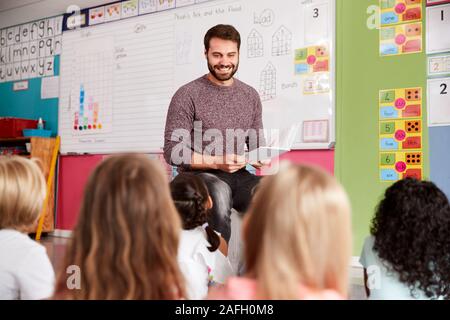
[204,24,241,52]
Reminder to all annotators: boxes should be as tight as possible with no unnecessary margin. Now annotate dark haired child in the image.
[170,173,233,299]
[360,178,450,300]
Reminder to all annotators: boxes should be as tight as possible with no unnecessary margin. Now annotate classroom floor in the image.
[38,233,367,300]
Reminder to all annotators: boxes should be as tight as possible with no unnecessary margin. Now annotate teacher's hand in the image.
[250,159,271,169]
[216,154,247,173]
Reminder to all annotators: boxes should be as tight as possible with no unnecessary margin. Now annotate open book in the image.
[246,124,300,163]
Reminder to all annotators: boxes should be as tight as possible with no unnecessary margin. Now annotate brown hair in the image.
[0,156,46,230]
[244,163,352,299]
[204,24,241,52]
[55,154,186,299]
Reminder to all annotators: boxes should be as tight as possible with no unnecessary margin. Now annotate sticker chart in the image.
[379,87,423,181]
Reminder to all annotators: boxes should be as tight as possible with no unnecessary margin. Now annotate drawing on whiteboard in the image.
[260,62,276,101]
[254,9,275,27]
[73,84,103,131]
[272,25,292,56]
[134,23,147,33]
[70,48,113,135]
[176,33,192,65]
[247,29,264,58]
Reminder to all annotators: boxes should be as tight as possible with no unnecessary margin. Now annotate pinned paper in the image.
[89,7,105,25]
[303,120,329,142]
[428,54,450,77]
[121,0,139,18]
[380,22,422,56]
[303,73,330,95]
[380,0,422,26]
[380,151,422,182]
[104,3,121,22]
[379,87,422,119]
[139,0,157,15]
[41,76,59,99]
[157,0,176,11]
[379,86,423,182]
[379,119,422,151]
[294,45,329,75]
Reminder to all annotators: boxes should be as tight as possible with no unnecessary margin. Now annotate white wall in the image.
[0,0,113,28]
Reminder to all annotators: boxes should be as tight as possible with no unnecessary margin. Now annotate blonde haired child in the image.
[209,163,352,299]
[0,156,55,300]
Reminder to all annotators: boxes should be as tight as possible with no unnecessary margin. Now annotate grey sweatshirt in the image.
[163,75,265,167]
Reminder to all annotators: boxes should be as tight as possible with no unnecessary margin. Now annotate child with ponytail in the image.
[170,173,233,300]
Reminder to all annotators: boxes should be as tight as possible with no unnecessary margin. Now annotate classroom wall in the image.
[0,57,60,136]
[430,127,450,199]
[335,0,428,254]
[0,0,112,135]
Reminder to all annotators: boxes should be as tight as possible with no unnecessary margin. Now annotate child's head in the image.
[371,178,450,299]
[170,173,220,252]
[56,154,185,299]
[0,156,46,231]
[243,163,352,299]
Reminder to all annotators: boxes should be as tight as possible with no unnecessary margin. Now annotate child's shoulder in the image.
[0,229,46,256]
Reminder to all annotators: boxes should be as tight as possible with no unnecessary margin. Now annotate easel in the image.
[36,136,60,241]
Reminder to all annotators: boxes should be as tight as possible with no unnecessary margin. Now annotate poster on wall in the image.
[379,87,423,182]
[380,22,423,56]
[0,16,63,83]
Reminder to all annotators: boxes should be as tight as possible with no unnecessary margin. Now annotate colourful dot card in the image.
[380,151,423,181]
[380,0,422,26]
[380,22,423,56]
[379,87,422,120]
[294,45,329,75]
[379,119,422,151]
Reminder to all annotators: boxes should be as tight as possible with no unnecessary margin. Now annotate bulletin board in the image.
[58,0,336,154]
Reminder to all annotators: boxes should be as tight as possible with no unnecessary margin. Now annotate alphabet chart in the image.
[0,16,63,82]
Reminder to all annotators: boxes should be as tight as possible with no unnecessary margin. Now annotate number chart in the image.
[380,0,422,26]
[427,77,450,126]
[379,87,423,182]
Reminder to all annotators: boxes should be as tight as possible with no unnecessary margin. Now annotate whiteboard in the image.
[58,0,336,154]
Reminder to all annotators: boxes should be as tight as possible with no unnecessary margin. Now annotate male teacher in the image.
[163,24,266,242]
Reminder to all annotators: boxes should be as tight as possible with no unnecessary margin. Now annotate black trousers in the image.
[190,168,261,243]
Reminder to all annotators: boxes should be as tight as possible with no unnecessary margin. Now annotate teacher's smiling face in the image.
[205,37,239,85]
